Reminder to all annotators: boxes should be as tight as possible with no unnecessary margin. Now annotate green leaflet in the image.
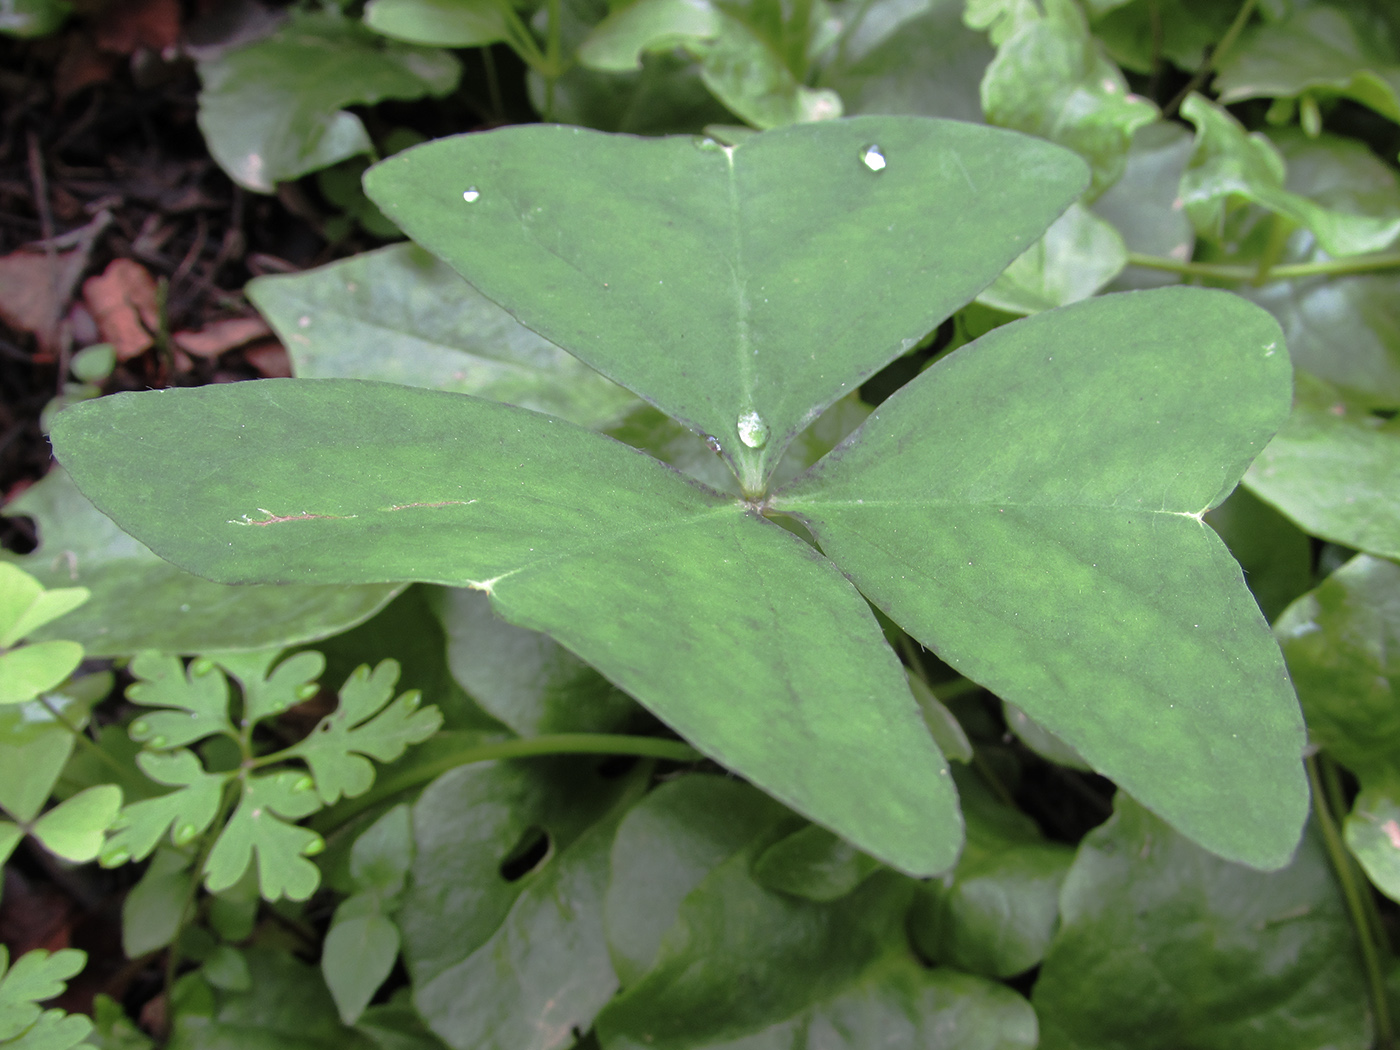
[0,948,92,1050]
[52,379,958,876]
[1,468,400,657]
[361,117,1088,494]
[773,289,1306,870]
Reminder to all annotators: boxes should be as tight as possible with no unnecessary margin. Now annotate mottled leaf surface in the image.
[775,288,1306,869]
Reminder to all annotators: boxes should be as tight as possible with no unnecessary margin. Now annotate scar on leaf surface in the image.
[230,501,476,525]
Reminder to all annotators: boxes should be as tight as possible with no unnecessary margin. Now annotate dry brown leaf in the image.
[0,248,88,352]
[82,258,160,360]
[95,0,181,55]
[243,339,292,377]
[173,316,272,358]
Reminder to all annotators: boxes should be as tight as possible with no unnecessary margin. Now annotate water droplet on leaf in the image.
[462,187,480,202]
[860,145,886,172]
[694,136,723,151]
[704,435,722,454]
[737,411,770,449]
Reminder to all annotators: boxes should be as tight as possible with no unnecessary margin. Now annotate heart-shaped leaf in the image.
[772,288,1307,869]
[363,116,1087,493]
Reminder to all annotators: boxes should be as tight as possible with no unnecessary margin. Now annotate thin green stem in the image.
[1307,755,1393,1049]
[1321,758,1393,959]
[309,733,702,834]
[161,778,239,1021]
[1162,0,1257,118]
[1126,250,1400,282]
[481,46,505,123]
[35,695,134,786]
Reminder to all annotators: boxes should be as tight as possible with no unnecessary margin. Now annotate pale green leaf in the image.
[1179,94,1400,257]
[202,947,251,992]
[203,771,325,900]
[364,0,508,47]
[287,661,441,805]
[0,564,87,648]
[0,823,21,868]
[195,10,460,192]
[977,202,1126,314]
[248,244,638,430]
[103,750,226,865]
[51,379,960,876]
[979,0,1157,197]
[578,0,721,71]
[774,288,1307,870]
[692,13,843,129]
[1246,372,1400,560]
[2,468,399,657]
[1032,795,1370,1050]
[362,116,1087,493]
[0,641,82,705]
[30,784,122,862]
[0,699,84,823]
[215,649,325,726]
[0,949,86,1041]
[125,652,234,749]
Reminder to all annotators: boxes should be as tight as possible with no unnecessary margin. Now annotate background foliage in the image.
[5,0,1400,1047]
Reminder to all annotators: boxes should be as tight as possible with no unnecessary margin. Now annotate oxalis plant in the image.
[50,114,1306,876]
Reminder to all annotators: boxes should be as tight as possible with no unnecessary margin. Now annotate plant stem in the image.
[1162,0,1257,118]
[1307,755,1393,1049]
[310,733,702,834]
[161,779,239,1027]
[36,695,134,784]
[1126,250,1400,282]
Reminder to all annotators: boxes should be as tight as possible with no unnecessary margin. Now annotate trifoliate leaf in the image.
[0,948,88,1043]
[214,649,327,727]
[0,823,22,868]
[102,750,226,866]
[125,653,235,749]
[203,771,325,901]
[30,784,122,863]
[287,661,442,806]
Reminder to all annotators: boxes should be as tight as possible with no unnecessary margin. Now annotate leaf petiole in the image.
[1126,250,1400,282]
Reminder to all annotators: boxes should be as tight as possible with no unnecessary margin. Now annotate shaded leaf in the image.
[1088,0,1232,75]
[816,0,990,123]
[248,244,638,430]
[0,0,70,36]
[324,908,400,1025]
[195,10,459,192]
[1091,121,1194,291]
[1344,773,1400,903]
[2,468,400,657]
[430,587,637,737]
[1204,485,1312,624]
[910,770,1073,978]
[979,0,1157,197]
[691,12,843,129]
[605,776,789,985]
[774,288,1306,870]
[362,116,1087,492]
[122,847,194,957]
[1032,795,1370,1050]
[1246,372,1400,560]
[752,823,883,901]
[1216,5,1400,126]
[578,0,721,71]
[349,803,413,898]
[1275,554,1400,779]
